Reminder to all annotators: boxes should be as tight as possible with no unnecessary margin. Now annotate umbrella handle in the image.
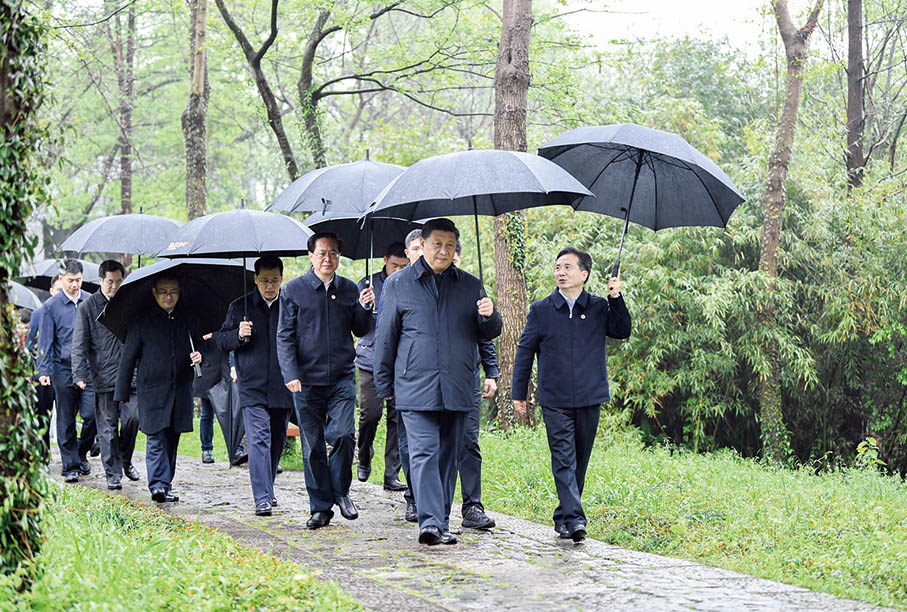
[188,331,202,378]
[239,314,251,344]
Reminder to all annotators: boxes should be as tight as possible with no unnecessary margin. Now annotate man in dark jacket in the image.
[511,246,631,543]
[25,276,62,461]
[375,218,502,546]
[277,233,371,529]
[355,241,409,491]
[72,259,140,489]
[37,260,97,482]
[115,275,202,503]
[216,256,293,517]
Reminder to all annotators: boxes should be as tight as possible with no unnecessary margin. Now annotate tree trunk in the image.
[845,0,864,187]
[298,11,329,169]
[757,0,823,462]
[493,0,534,431]
[182,0,210,220]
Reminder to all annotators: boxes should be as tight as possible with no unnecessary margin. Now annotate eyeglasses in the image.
[312,251,340,260]
[155,289,180,298]
[258,280,281,287]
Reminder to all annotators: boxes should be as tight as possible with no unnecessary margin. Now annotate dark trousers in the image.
[52,374,96,474]
[356,368,401,481]
[541,404,601,529]
[35,383,55,462]
[199,397,214,452]
[397,409,415,505]
[294,375,356,513]
[146,426,180,492]
[459,387,483,512]
[402,409,466,532]
[95,391,139,479]
[242,405,290,506]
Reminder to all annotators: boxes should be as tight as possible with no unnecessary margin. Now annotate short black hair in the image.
[99,259,126,279]
[18,308,32,324]
[556,247,592,283]
[254,255,283,275]
[455,240,462,256]
[384,241,406,259]
[153,274,180,288]
[421,218,459,241]
[62,259,83,276]
[404,229,422,249]
[307,231,343,254]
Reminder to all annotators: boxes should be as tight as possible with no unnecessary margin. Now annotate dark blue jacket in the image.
[25,303,46,379]
[374,258,502,412]
[216,289,292,410]
[354,269,388,372]
[512,288,630,408]
[478,339,499,380]
[37,289,91,379]
[276,268,370,386]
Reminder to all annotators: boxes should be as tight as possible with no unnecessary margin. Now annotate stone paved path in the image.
[50,451,899,612]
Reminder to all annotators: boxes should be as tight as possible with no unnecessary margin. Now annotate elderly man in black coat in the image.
[512,246,631,543]
[115,275,202,503]
[72,259,140,490]
[216,256,292,517]
[375,218,502,546]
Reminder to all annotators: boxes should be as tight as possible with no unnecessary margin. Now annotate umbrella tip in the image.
[240,198,246,209]
[467,138,472,151]
[365,149,370,160]
[139,206,143,215]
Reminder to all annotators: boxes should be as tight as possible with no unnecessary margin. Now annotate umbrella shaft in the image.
[613,151,644,278]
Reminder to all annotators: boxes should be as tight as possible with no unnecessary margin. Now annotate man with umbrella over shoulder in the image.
[215,255,292,516]
[277,232,372,528]
[114,274,202,503]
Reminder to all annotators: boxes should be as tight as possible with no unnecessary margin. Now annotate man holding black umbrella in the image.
[216,256,292,517]
[114,275,202,503]
[277,233,372,529]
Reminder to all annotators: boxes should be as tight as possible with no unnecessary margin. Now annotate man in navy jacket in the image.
[375,218,502,546]
[216,256,292,517]
[511,246,631,543]
[277,233,371,529]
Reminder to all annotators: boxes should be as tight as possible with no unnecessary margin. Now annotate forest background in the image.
[33,0,907,473]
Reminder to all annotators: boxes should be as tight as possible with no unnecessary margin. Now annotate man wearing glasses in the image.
[277,233,372,529]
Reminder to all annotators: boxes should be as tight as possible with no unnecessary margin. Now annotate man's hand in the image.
[202,332,213,341]
[383,395,394,401]
[75,380,87,390]
[608,274,621,298]
[359,287,375,308]
[512,400,527,417]
[482,378,497,399]
[39,376,51,386]
[230,366,238,383]
[286,379,302,393]
[238,320,253,339]
[477,297,494,317]
[189,351,202,366]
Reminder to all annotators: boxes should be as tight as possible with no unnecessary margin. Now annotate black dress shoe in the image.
[418,525,443,545]
[461,505,495,530]
[441,531,458,545]
[64,472,79,483]
[231,452,248,466]
[124,464,140,481]
[306,510,334,529]
[270,497,278,506]
[90,441,100,457]
[151,488,179,503]
[357,463,371,482]
[255,501,272,516]
[78,458,91,475]
[405,502,418,523]
[276,464,283,475]
[569,524,587,543]
[383,477,406,492]
[107,478,122,490]
[556,524,571,539]
[335,495,359,520]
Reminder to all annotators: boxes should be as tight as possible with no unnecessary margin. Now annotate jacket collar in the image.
[305,267,334,291]
[549,287,589,310]
[414,256,461,282]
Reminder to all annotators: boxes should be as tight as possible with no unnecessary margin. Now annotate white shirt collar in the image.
[65,291,80,305]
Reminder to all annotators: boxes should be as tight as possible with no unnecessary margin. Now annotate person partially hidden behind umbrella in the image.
[26,275,63,462]
[355,241,409,492]
[115,275,202,503]
[37,260,97,482]
[72,259,141,490]
[511,247,631,543]
[216,256,292,517]
[277,233,372,529]
[375,218,502,545]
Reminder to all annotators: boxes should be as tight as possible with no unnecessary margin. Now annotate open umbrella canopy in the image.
[18,258,100,292]
[267,156,405,215]
[61,213,183,256]
[303,211,421,261]
[9,280,42,310]
[99,258,255,342]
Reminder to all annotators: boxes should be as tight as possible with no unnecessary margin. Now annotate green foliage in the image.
[0,485,361,610]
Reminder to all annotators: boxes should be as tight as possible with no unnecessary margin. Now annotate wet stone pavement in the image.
[50,451,898,612]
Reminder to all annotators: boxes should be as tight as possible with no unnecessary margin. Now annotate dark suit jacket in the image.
[71,291,122,392]
[114,304,201,435]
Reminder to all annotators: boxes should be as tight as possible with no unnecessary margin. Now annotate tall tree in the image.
[106,0,136,216]
[846,0,864,187]
[183,0,210,219]
[492,0,534,430]
[758,0,824,461]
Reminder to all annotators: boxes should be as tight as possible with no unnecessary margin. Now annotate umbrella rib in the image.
[582,146,633,205]
[646,154,659,230]
[675,158,726,226]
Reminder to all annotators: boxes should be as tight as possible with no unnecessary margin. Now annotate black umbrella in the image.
[204,379,245,467]
[18,258,100,292]
[303,211,422,261]
[60,211,183,266]
[538,123,745,276]
[266,153,405,215]
[99,258,255,343]
[9,280,42,310]
[362,149,592,286]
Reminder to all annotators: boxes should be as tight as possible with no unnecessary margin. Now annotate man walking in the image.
[216,256,292,517]
[355,242,408,491]
[511,247,631,542]
[375,218,502,545]
[72,259,140,490]
[26,275,62,461]
[115,275,202,503]
[37,260,97,482]
[277,233,371,529]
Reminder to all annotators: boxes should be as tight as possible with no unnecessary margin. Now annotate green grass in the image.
[0,484,360,611]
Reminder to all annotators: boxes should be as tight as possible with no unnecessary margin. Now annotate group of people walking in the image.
[26,216,630,546]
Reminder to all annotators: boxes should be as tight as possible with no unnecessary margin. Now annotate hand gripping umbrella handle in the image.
[188,331,202,378]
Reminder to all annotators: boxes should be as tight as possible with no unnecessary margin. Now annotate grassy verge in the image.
[0,484,360,611]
